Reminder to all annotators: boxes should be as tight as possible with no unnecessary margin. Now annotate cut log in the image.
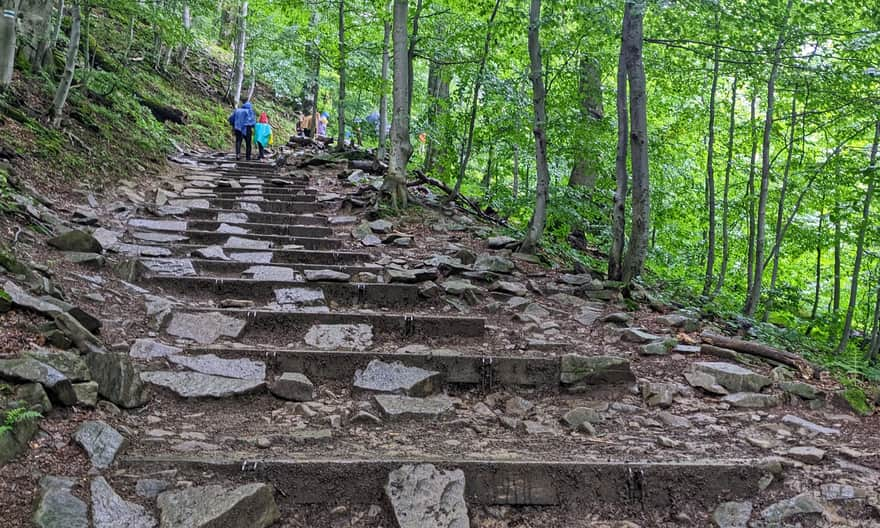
[136,96,187,124]
[348,159,386,174]
[700,332,817,378]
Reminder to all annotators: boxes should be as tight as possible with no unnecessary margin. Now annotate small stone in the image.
[491,281,528,296]
[304,269,351,282]
[621,328,662,344]
[601,312,632,325]
[72,382,99,407]
[780,414,840,435]
[760,493,824,523]
[368,219,394,233]
[91,477,156,528]
[657,436,682,448]
[74,420,126,469]
[504,396,534,418]
[712,501,752,528]
[304,324,373,351]
[640,341,669,356]
[167,354,266,380]
[136,479,170,499]
[721,392,781,409]
[474,254,515,274]
[385,464,468,528]
[779,381,822,400]
[374,394,453,420]
[684,371,728,395]
[354,360,440,397]
[641,382,677,408]
[786,446,826,464]
[269,372,315,401]
[256,437,272,449]
[157,483,280,528]
[350,411,382,424]
[48,230,102,253]
[562,407,603,428]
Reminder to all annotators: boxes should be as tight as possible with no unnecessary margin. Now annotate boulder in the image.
[48,230,102,253]
[91,477,156,528]
[0,410,39,463]
[621,328,662,344]
[13,382,52,412]
[369,219,394,234]
[141,371,264,398]
[354,360,440,397]
[72,381,99,407]
[560,355,635,388]
[0,357,76,405]
[165,312,246,345]
[85,348,149,408]
[641,382,677,408]
[490,281,528,296]
[385,464,469,528]
[74,420,126,469]
[33,476,88,528]
[721,392,781,409]
[25,348,90,382]
[474,254,515,274]
[779,381,822,400]
[760,493,824,523]
[167,354,266,381]
[269,372,315,401]
[684,371,728,395]
[304,324,373,351]
[786,446,826,464]
[712,501,752,528]
[304,269,351,282]
[157,483,280,528]
[691,362,771,393]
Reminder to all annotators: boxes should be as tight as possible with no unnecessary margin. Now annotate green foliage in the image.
[0,408,42,437]
[841,386,872,416]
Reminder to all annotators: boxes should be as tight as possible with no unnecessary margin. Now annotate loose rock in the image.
[141,371,265,398]
[354,360,440,397]
[157,483,280,528]
[304,324,373,350]
[74,420,126,469]
[165,312,246,345]
[385,464,469,528]
[269,372,315,401]
[91,477,156,528]
[33,476,89,528]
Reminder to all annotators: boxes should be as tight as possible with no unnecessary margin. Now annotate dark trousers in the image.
[256,142,266,159]
[234,127,253,160]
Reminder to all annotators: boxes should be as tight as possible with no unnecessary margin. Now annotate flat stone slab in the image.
[691,362,771,393]
[230,251,274,263]
[140,258,197,276]
[216,223,249,234]
[243,265,296,281]
[34,476,88,528]
[25,348,90,382]
[168,199,210,209]
[130,339,183,360]
[0,356,76,405]
[132,232,189,243]
[224,236,272,250]
[157,483,280,528]
[91,477,156,528]
[304,269,351,282]
[115,243,172,257]
[722,392,781,409]
[354,360,441,397]
[713,501,752,528]
[141,371,265,398]
[621,328,662,344]
[192,246,230,260]
[74,420,126,469]
[168,354,266,380]
[275,287,325,306]
[781,414,840,435]
[165,312,246,344]
[385,463,469,528]
[129,219,187,231]
[217,212,250,223]
[374,394,454,420]
[305,324,373,351]
[559,355,635,388]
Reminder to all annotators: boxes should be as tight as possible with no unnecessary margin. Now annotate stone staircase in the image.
[87,153,877,527]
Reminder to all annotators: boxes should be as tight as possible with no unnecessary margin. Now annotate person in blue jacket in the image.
[228,99,256,160]
[253,112,273,160]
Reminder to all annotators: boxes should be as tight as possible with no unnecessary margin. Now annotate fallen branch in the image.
[410,170,507,227]
[701,332,818,378]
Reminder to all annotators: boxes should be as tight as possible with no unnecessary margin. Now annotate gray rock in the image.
[0,357,76,405]
[269,372,315,401]
[780,381,822,400]
[354,360,440,397]
[601,312,632,325]
[684,371,728,395]
[242,265,296,281]
[474,254,515,274]
[639,341,670,356]
[229,251,273,264]
[385,464,469,528]
[132,232,190,243]
[562,407,603,428]
[521,420,556,435]
[192,246,230,260]
[165,312,246,344]
[85,348,150,408]
[786,446,826,464]
[714,499,753,524]
[93,228,121,251]
[168,354,265,380]
[14,382,52,412]
[304,269,351,282]
[560,355,635,388]
[442,279,480,296]
[361,234,383,246]
[34,476,88,528]
[691,362,772,393]
[62,252,105,267]
[491,281,528,296]
[549,293,589,308]
[141,371,264,398]
[559,273,592,286]
[760,493,824,523]
[274,287,325,306]
[656,411,691,429]
[25,348,90,382]
[820,483,864,501]
[304,324,373,351]
[656,314,700,332]
[216,223,249,234]
[140,258,197,276]
[641,382,677,408]
[74,420,126,469]
[130,339,182,360]
[621,328,662,344]
[0,409,39,463]
[385,268,420,284]
[136,479,170,499]
[369,219,394,233]
[721,392,781,409]
[374,394,454,420]
[128,219,187,231]
[72,381,99,407]
[223,236,272,250]
[91,477,156,528]
[157,483,280,528]
[217,212,249,224]
[38,296,102,333]
[504,396,534,418]
[48,230,102,253]
[488,236,518,249]
[115,244,172,257]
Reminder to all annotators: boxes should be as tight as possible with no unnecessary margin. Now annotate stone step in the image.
[209,187,316,196]
[203,198,323,214]
[162,246,374,265]
[155,258,381,276]
[182,174,308,186]
[127,230,343,251]
[128,218,334,238]
[161,307,485,344]
[184,208,327,226]
[178,191,318,202]
[117,455,764,511]
[139,276,422,308]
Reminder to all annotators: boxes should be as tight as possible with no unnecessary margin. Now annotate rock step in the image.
[182,175,308,186]
[118,456,764,510]
[183,208,327,226]
[126,230,343,250]
[183,347,572,387]
[201,198,322,214]
[208,187,316,196]
[153,258,381,276]
[162,246,374,265]
[162,307,485,341]
[139,276,423,308]
[178,190,316,200]
[129,219,334,238]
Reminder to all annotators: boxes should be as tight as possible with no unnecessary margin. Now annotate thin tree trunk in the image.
[405,0,422,115]
[869,278,880,361]
[833,210,841,313]
[512,144,520,199]
[0,5,16,89]
[808,213,823,331]
[50,1,80,127]
[713,75,737,297]
[518,0,549,255]
[745,92,758,300]
[336,0,346,148]
[482,143,494,190]
[246,71,255,100]
[622,0,649,283]
[123,13,134,63]
[703,17,720,296]
[608,29,629,282]
[837,120,880,354]
[177,1,191,64]
[423,59,449,172]
[32,0,58,72]
[382,0,411,210]
[569,55,603,189]
[377,8,390,159]
[450,0,502,199]
[231,1,248,106]
[44,0,65,69]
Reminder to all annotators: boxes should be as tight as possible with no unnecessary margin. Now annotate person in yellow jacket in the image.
[253,112,273,160]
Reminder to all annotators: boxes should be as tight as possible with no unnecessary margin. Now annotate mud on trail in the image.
[1,145,879,528]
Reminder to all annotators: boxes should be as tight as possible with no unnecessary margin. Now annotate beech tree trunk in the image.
[713,75,737,297]
[382,0,411,210]
[569,55,603,189]
[0,4,17,89]
[869,279,880,361]
[745,93,758,300]
[377,8,390,160]
[837,120,880,353]
[231,1,248,106]
[622,0,649,283]
[512,144,520,199]
[177,1,191,64]
[424,59,450,173]
[702,26,720,296]
[608,31,629,282]
[31,0,57,72]
[50,1,80,127]
[518,0,549,255]
[744,0,792,316]
[406,0,422,115]
[833,210,841,313]
[336,0,346,148]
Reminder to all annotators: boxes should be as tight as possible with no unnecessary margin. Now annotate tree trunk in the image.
[837,120,880,354]
[377,8,390,160]
[44,0,64,69]
[713,75,737,297]
[0,5,16,89]
[745,92,758,300]
[450,0,502,199]
[406,0,422,116]
[482,143,494,190]
[336,0,346,148]
[569,55,603,189]
[512,144,520,199]
[177,1,191,64]
[31,0,57,72]
[231,1,248,106]
[608,29,629,282]
[808,213,823,329]
[382,0,411,210]
[518,0,549,255]
[744,0,792,316]
[218,1,234,46]
[869,278,880,361]
[833,210,841,313]
[622,0,649,284]
[50,1,79,127]
[702,21,720,296]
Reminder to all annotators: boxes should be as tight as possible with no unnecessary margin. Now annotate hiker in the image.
[317,111,329,137]
[228,98,256,160]
[300,112,314,137]
[253,112,273,160]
